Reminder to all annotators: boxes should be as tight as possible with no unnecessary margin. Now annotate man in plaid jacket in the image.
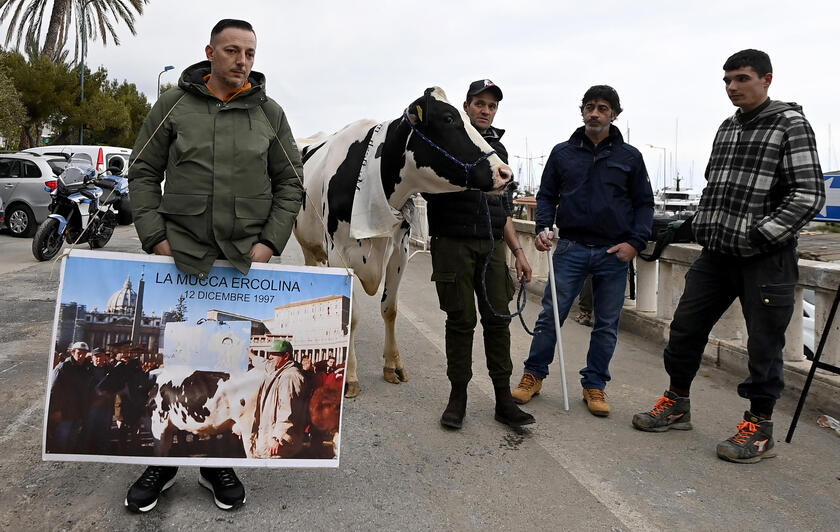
[632,49,825,464]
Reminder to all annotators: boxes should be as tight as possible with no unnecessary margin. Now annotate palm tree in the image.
[0,0,148,62]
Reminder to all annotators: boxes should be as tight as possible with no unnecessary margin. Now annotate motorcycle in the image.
[31,165,129,261]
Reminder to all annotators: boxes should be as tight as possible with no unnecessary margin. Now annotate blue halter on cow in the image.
[294,87,513,397]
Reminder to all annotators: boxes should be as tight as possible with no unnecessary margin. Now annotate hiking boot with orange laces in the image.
[716,412,776,464]
[582,388,611,416]
[632,390,692,431]
[511,372,542,404]
[574,311,593,327]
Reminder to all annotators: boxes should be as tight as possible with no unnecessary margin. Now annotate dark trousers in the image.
[430,236,515,387]
[664,245,797,414]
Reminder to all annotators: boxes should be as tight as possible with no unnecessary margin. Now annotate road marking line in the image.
[397,301,653,532]
[0,402,41,443]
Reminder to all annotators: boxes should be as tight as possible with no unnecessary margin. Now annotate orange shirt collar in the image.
[204,74,252,102]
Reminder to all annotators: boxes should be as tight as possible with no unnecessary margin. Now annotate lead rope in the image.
[478,194,534,335]
[48,93,190,277]
[256,105,354,283]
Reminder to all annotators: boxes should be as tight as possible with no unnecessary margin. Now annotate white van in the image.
[23,145,131,176]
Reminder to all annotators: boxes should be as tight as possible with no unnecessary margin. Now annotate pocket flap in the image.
[759,283,794,307]
[606,161,631,172]
[158,193,208,215]
[234,196,272,220]
[431,271,456,283]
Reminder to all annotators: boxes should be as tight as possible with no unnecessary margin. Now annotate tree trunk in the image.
[41,0,71,60]
[19,125,33,149]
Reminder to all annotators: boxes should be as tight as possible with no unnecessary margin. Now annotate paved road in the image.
[0,227,838,531]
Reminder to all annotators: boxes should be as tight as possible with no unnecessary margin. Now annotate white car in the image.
[24,145,131,176]
[803,289,815,359]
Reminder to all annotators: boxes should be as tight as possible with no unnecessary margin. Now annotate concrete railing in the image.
[508,218,840,368]
[410,211,839,406]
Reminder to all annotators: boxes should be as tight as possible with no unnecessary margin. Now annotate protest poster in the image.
[43,249,352,468]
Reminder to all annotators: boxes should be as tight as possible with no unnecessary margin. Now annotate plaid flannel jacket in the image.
[693,100,825,257]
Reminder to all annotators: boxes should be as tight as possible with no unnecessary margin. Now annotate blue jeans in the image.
[524,239,629,389]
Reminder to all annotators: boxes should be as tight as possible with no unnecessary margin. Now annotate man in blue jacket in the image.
[511,86,654,416]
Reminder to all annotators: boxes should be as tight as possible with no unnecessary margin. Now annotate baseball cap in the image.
[70,341,90,351]
[467,79,503,101]
[269,339,293,355]
[91,347,106,356]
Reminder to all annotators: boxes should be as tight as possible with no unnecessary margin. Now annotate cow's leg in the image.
[382,228,410,384]
[345,302,360,398]
[155,422,175,457]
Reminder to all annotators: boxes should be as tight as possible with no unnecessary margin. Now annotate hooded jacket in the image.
[535,125,654,251]
[128,61,303,276]
[693,100,825,257]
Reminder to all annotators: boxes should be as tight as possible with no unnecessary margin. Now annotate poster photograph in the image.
[42,249,352,468]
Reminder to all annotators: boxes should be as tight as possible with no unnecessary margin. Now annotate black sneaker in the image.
[716,412,777,464]
[632,390,692,432]
[125,466,178,513]
[199,467,246,510]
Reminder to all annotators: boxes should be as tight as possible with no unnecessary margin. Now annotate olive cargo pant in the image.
[430,236,516,387]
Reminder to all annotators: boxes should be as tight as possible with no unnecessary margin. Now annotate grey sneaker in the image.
[632,390,692,432]
[716,412,777,464]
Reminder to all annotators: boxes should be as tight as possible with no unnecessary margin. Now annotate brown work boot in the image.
[511,372,542,404]
[582,388,610,417]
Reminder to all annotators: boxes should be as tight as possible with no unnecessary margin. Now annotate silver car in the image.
[0,152,67,237]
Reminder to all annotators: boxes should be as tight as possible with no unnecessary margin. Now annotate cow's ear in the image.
[406,104,421,125]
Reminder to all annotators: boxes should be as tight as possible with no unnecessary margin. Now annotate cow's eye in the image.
[443,115,455,124]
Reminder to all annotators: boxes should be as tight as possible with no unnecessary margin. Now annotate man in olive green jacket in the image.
[125,19,303,514]
[128,20,303,279]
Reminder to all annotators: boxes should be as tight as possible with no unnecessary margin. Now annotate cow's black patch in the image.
[405,94,496,191]
[380,119,409,201]
[381,288,388,302]
[301,141,325,165]
[362,256,366,264]
[158,371,230,425]
[326,126,376,237]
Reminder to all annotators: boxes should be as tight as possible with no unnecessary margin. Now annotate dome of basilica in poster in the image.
[106,276,137,314]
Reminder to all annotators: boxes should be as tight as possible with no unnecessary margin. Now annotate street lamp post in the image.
[647,144,667,192]
[79,0,95,145]
[157,65,175,99]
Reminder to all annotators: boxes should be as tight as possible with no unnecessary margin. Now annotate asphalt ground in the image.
[0,226,838,531]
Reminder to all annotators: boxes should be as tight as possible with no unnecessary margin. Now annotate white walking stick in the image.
[544,228,570,411]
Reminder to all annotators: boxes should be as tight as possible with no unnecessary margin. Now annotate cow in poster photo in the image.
[294,87,513,397]
[149,367,262,458]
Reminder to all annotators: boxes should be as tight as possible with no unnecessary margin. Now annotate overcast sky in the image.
[9,0,840,191]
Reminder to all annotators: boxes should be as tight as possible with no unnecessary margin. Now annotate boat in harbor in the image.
[654,186,701,214]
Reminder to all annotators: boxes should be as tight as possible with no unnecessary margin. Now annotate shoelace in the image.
[516,373,537,390]
[214,468,239,487]
[731,421,759,444]
[587,389,607,401]
[649,396,675,416]
[138,467,164,488]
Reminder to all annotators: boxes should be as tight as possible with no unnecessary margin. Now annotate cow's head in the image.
[403,87,512,193]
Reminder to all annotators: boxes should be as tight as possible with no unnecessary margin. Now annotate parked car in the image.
[23,145,133,225]
[0,152,69,237]
[24,145,131,176]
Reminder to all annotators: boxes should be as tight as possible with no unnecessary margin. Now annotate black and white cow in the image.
[294,87,512,397]
[149,367,263,457]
